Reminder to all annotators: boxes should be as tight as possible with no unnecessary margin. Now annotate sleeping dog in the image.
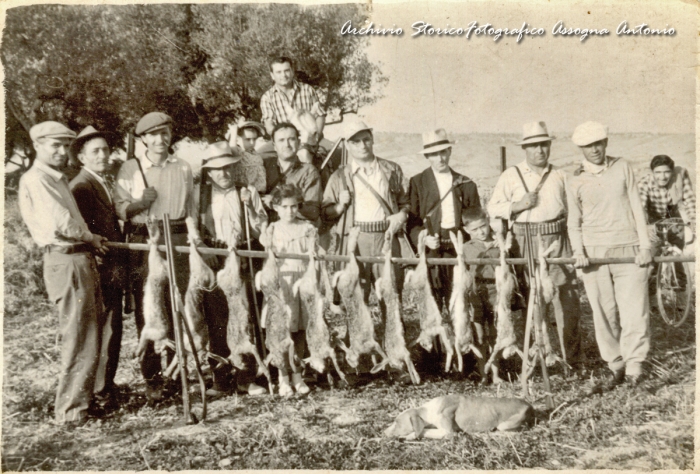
[384,395,534,439]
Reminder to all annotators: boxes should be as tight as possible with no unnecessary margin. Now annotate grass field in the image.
[2,131,696,470]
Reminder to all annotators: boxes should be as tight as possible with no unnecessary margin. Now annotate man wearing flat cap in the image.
[115,111,202,402]
[567,121,652,389]
[69,126,125,410]
[198,141,268,397]
[488,121,581,369]
[18,121,108,426]
[407,129,481,311]
[323,119,411,312]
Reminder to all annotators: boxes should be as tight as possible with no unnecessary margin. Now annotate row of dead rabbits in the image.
[136,219,562,394]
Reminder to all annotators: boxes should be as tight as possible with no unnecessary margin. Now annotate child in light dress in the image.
[260,184,316,396]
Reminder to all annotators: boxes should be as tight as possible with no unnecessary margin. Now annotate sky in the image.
[350,0,696,135]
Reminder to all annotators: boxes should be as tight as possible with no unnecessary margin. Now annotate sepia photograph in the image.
[1,0,696,470]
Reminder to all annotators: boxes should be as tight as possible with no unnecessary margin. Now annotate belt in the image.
[355,220,390,233]
[128,218,188,236]
[512,216,566,236]
[45,243,92,254]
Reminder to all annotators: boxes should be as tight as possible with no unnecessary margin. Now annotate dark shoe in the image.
[87,402,106,419]
[625,373,645,387]
[94,389,119,413]
[146,385,165,404]
[590,369,625,394]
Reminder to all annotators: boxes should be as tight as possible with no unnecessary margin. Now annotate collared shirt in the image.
[83,167,112,204]
[115,154,196,224]
[211,185,267,248]
[638,167,696,225]
[488,160,567,223]
[582,158,608,175]
[433,169,456,229]
[18,160,94,247]
[263,156,322,223]
[352,158,390,222]
[260,80,326,126]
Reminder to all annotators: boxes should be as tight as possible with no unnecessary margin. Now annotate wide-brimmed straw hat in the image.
[418,129,453,155]
[201,141,242,169]
[517,122,555,146]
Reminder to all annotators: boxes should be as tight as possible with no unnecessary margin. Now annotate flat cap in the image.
[30,121,76,141]
[343,119,372,141]
[572,121,608,147]
[201,141,242,169]
[135,112,172,136]
[238,121,266,136]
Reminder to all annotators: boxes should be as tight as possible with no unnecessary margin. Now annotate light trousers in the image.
[580,261,650,375]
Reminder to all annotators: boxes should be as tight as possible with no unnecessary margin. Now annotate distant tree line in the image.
[3,3,387,165]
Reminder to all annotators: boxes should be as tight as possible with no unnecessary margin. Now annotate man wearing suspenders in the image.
[488,121,581,369]
[407,129,481,311]
[199,141,268,397]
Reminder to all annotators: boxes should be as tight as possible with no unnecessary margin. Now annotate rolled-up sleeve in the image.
[488,171,515,221]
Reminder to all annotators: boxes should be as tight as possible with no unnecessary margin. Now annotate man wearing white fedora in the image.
[199,141,268,397]
[407,129,481,311]
[567,121,652,389]
[488,121,581,369]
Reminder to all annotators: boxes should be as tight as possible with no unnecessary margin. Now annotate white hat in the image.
[572,121,608,147]
[30,121,76,141]
[201,141,242,169]
[343,120,372,141]
[517,121,555,146]
[418,129,453,154]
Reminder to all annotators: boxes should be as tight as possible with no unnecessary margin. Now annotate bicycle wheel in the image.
[656,260,694,327]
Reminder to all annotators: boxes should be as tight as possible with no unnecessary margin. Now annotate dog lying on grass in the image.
[384,395,534,439]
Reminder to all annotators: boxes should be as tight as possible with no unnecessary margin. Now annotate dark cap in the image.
[135,112,173,136]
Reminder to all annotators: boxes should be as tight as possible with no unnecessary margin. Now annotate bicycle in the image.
[652,218,695,327]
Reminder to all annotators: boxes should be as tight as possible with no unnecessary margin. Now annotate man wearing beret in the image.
[69,126,125,410]
[488,121,582,369]
[18,121,108,426]
[407,129,481,311]
[198,141,268,397]
[567,121,652,389]
[115,112,202,402]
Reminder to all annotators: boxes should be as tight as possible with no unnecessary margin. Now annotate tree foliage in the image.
[2,3,386,154]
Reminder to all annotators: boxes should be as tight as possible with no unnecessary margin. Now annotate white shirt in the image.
[351,158,390,222]
[211,185,267,248]
[488,160,567,223]
[83,167,112,204]
[433,169,456,229]
[18,160,93,247]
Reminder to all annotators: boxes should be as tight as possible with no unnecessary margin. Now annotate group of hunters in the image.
[18,56,696,427]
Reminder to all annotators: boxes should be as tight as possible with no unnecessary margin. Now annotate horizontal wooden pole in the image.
[106,242,695,266]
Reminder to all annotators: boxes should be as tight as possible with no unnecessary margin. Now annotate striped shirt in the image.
[115,154,196,224]
[638,167,696,225]
[18,160,94,247]
[260,80,325,126]
[211,185,267,248]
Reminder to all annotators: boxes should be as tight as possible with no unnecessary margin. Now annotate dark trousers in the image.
[512,231,582,364]
[203,244,264,390]
[128,232,190,387]
[95,284,123,395]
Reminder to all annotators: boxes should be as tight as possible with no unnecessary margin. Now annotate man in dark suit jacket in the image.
[70,126,125,409]
[408,129,481,311]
